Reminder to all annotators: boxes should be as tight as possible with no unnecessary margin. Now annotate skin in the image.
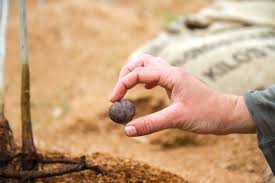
[110,54,256,137]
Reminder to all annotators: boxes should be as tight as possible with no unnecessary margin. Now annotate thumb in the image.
[124,103,180,137]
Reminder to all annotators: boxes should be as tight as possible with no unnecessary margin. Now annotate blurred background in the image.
[3,0,270,182]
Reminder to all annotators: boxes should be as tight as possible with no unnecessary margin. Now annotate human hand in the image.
[110,54,256,137]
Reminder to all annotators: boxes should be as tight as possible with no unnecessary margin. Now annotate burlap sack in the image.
[130,0,275,95]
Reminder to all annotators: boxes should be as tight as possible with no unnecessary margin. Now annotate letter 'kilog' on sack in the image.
[129,0,275,95]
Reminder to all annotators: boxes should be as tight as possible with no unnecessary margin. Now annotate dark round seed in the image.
[109,99,135,124]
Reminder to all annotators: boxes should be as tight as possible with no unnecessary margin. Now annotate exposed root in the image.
[0,156,104,181]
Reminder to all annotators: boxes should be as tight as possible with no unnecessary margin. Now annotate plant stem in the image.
[19,0,37,171]
[0,0,8,120]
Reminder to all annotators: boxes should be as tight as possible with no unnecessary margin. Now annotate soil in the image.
[36,152,187,183]
[2,0,269,182]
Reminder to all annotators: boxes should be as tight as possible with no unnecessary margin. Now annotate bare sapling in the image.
[0,0,104,182]
[19,0,37,172]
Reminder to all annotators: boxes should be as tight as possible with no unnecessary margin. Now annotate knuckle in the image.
[141,117,155,135]
[140,54,152,60]
[133,67,143,72]
[140,54,156,65]
[160,68,174,88]
[171,68,186,83]
[120,65,132,75]
[126,66,132,73]
[155,57,167,65]
[120,78,130,89]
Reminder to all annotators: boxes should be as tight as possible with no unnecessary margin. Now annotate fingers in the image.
[124,104,180,137]
[110,67,173,102]
[119,54,161,79]
[111,68,161,102]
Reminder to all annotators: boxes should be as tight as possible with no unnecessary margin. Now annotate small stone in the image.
[109,99,135,124]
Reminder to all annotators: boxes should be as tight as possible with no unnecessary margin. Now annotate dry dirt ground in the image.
[2,0,269,182]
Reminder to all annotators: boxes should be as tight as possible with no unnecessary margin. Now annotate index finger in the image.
[119,54,161,79]
[110,67,165,102]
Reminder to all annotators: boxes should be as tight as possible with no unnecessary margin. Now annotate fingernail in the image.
[109,94,115,102]
[125,126,137,136]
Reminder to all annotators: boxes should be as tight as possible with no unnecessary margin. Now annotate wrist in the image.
[222,95,256,134]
